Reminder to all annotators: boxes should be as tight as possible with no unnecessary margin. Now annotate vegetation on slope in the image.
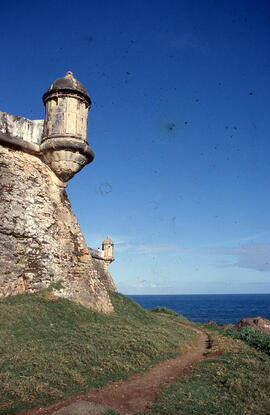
[150,306,190,320]
[139,324,270,415]
[226,326,270,354]
[0,291,196,414]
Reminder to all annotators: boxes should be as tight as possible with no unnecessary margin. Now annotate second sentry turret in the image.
[102,236,114,265]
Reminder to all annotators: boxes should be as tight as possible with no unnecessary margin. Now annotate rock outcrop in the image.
[235,317,270,335]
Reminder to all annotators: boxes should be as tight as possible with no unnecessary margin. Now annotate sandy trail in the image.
[15,325,209,415]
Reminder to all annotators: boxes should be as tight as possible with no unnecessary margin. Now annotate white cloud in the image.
[116,278,172,294]
[194,243,270,273]
[115,243,133,253]
[136,244,182,254]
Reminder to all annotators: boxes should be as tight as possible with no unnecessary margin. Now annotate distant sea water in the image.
[128,294,270,325]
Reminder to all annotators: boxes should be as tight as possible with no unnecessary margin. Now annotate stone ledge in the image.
[40,137,95,162]
[0,110,44,144]
[0,132,41,154]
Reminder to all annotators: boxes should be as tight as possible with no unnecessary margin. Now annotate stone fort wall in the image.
[0,73,117,313]
[0,144,115,312]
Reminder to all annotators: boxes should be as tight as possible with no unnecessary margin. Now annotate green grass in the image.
[226,326,270,354]
[139,326,270,415]
[150,306,190,322]
[0,291,196,414]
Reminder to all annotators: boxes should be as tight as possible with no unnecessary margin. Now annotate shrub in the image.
[150,306,180,317]
[226,327,270,354]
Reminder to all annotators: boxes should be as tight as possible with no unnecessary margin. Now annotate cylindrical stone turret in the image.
[102,236,114,264]
[41,71,94,182]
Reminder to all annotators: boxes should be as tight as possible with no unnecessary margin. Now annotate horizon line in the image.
[125,292,270,296]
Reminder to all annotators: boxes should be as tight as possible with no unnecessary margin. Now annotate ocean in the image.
[128,294,270,325]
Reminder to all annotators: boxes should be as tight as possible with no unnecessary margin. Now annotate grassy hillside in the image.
[138,323,270,415]
[0,290,196,414]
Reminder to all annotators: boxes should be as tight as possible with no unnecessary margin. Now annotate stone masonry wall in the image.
[0,145,114,313]
[0,110,44,145]
[91,257,117,292]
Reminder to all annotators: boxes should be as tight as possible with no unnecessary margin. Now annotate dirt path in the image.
[16,325,209,415]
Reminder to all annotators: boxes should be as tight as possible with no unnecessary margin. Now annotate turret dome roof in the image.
[43,71,91,105]
[102,236,113,245]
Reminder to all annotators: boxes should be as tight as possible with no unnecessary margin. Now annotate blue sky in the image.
[1,0,270,294]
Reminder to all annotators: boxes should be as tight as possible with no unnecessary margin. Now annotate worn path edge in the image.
[15,324,210,415]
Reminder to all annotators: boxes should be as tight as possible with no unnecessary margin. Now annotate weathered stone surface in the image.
[0,72,117,313]
[42,71,94,181]
[0,145,114,313]
[235,316,270,335]
[91,256,117,292]
[89,241,116,292]
[0,110,43,144]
